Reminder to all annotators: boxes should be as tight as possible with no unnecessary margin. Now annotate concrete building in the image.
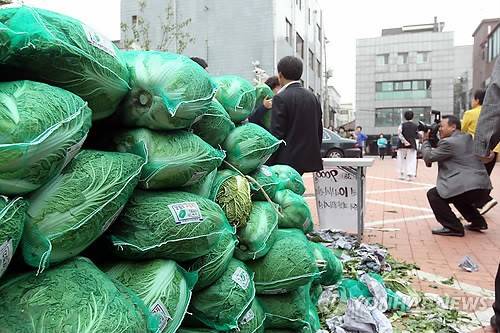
[356,19,462,137]
[472,18,500,91]
[337,103,355,128]
[121,0,327,106]
[453,45,473,117]
[325,85,340,128]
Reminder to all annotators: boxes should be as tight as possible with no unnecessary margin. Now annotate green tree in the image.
[121,0,194,53]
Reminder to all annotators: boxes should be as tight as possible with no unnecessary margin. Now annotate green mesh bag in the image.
[22,150,144,273]
[178,329,217,333]
[274,190,313,233]
[237,299,266,333]
[254,83,274,110]
[310,282,323,305]
[105,259,197,333]
[209,169,252,228]
[191,99,235,147]
[117,51,216,130]
[114,129,225,190]
[0,257,158,332]
[234,201,279,261]
[190,258,255,331]
[223,123,282,175]
[0,81,92,195]
[258,284,314,331]
[108,191,234,262]
[247,229,320,294]
[309,241,343,286]
[248,165,280,201]
[184,168,218,198]
[254,83,274,131]
[213,75,257,123]
[0,196,26,278]
[188,229,238,291]
[270,165,306,195]
[0,6,129,120]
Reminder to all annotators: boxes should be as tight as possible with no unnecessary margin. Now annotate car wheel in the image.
[327,149,344,158]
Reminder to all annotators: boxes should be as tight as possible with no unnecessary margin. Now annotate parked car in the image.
[390,135,423,159]
[321,128,361,158]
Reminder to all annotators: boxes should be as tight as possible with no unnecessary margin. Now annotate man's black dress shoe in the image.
[464,223,488,232]
[431,227,464,237]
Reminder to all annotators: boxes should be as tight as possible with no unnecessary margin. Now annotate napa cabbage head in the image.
[105,259,197,333]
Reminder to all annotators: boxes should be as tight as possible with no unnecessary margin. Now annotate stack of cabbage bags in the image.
[0,5,346,333]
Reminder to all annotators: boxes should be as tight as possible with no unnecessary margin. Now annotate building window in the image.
[309,49,314,69]
[317,59,321,77]
[376,54,389,65]
[376,80,431,100]
[296,33,304,58]
[317,24,322,42]
[285,19,292,45]
[416,51,430,64]
[308,8,311,24]
[375,107,431,127]
[397,52,408,65]
[132,15,138,25]
[487,27,500,62]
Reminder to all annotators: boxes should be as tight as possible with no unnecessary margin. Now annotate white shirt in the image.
[277,80,301,94]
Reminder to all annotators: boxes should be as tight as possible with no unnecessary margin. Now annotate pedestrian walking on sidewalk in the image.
[354,126,367,157]
[473,56,500,332]
[397,111,419,181]
[377,133,388,160]
[462,89,499,215]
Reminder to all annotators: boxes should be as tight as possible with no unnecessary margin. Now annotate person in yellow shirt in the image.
[462,89,499,215]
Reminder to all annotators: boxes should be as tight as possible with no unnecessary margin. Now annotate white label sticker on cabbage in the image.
[168,202,203,224]
[185,171,208,186]
[0,239,13,277]
[151,300,171,332]
[240,309,255,325]
[82,24,117,57]
[232,267,250,290]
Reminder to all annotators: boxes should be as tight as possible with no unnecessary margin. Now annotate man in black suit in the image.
[266,56,323,175]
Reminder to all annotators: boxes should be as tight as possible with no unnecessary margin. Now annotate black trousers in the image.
[378,147,386,159]
[427,187,488,232]
[495,264,500,329]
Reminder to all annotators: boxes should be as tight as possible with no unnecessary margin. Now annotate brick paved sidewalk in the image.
[304,158,499,332]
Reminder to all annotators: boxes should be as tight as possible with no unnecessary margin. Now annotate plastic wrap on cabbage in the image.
[246,229,320,294]
[270,164,306,195]
[209,169,252,228]
[308,241,343,286]
[184,168,218,198]
[0,81,92,195]
[105,259,197,333]
[0,6,129,120]
[117,51,216,130]
[190,258,255,331]
[234,201,279,261]
[223,123,282,174]
[258,284,314,331]
[0,257,158,332]
[114,129,224,190]
[21,150,144,272]
[213,75,256,123]
[0,196,26,278]
[274,190,313,233]
[188,229,237,291]
[108,191,233,262]
[191,99,235,147]
[248,165,280,201]
[254,83,274,110]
